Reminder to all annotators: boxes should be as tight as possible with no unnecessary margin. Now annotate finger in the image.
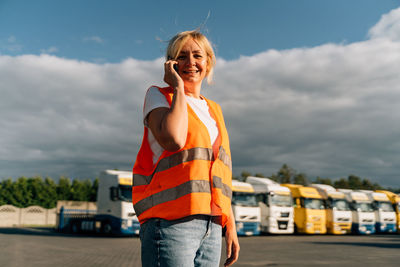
[225,243,239,267]
[226,240,232,259]
[166,60,177,67]
[232,244,239,263]
[224,254,233,266]
[224,243,233,266]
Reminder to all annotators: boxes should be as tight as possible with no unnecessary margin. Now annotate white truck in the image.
[339,189,375,234]
[360,190,397,233]
[231,180,261,236]
[58,170,140,236]
[311,184,352,234]
[246,176,294,234]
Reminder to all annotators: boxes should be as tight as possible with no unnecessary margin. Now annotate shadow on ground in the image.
[0,227,136,238]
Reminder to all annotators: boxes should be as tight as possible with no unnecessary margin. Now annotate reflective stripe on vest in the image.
[134,176,232,217]
[133,146,232,186]
[213,176,232,199]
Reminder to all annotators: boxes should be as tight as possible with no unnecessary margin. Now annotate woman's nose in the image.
[186,54,195,65]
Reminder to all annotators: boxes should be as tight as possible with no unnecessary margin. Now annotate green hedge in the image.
[0,176,98,209]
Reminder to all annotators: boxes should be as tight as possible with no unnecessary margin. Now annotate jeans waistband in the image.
[156,214,222,226]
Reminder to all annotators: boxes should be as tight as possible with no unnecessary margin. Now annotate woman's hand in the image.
[224,207,240,266]
[163,60,184,90]
[147,60,188,151]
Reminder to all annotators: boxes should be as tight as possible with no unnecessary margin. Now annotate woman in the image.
[132,30,239,267]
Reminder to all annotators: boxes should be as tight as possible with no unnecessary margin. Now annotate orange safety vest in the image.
[132,86,232,226]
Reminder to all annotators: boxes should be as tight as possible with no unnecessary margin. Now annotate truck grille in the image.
[239,215,258,220]
[277,221,288,230]
[337,217,350,222]
[362,219,373,223]
[280,212,290,218]
[312,216,321,222]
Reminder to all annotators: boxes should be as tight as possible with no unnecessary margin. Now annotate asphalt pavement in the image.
[1,227,400,267]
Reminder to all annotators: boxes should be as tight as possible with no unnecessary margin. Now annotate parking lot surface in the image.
[1,228,400,266]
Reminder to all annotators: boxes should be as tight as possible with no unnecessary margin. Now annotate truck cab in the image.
[231,180,261,236]
[282,184,326,234]
[96,170,140,235]
[339,189,375,234]
[246,176,294,234]
[360,190,396,233]
[58,170,140,235]
[311,184,352,234]
[376,190,400,233]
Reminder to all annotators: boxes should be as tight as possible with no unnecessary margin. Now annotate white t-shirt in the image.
[143,86,219,165]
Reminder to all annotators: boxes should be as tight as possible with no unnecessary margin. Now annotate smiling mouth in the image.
[183,70,200,74]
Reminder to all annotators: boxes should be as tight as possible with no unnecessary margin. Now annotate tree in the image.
[90,178,99,202]
[70,179,92,201]
[387,187,400,194]
[240,171,252,182]
[276,164,294,184]
[57,176,71,200]
[372,182,383,191]
[28,176,46,207]
[42,177,57,208]
[1,179,18,206]
[12,177,32,207]
[0,176,99,208]
[293,173,308,186]
[269,174,279,182]
[313,177,333,186]
[0,180,5,205]
[348,175,363,189]
[360,178,374,190]
[333,178,349,189]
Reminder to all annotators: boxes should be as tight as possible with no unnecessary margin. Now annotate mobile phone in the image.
[173,63,179,73]
[168,56,179,73]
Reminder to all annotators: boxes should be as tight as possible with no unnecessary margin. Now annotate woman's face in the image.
[175,38,208,85]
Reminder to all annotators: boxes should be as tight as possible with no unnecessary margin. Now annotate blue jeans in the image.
[139,215,222,267]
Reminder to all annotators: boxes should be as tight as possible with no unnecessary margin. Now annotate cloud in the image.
[212,39,400,186]
[0,54,163,179]
[8,36,17,43]
[0,35,23,52]
[1,8,400,187]
[40,46,58,54]
[83,36,104,44]
[369,7,400,41]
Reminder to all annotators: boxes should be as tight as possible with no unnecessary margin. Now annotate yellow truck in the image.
[281,184,326,234]
[376,190,400,233]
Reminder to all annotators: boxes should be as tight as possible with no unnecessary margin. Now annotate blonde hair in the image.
[166,30,216,84]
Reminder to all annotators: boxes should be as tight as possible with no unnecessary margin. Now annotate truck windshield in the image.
[232,192,258,207]
[119,185,132,202]
[303,198,325,210]
[377,201,395,212]
[332,199,350,211]
[353,202,374,212]
[270,194,292,207]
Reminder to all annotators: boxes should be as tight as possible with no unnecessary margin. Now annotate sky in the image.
[1,0,400,187]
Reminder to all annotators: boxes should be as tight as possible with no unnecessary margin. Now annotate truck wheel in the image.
[71,222,80,234]
[102,222,112,235]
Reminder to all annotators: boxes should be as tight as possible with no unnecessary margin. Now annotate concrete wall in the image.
[0,205,21,227]
[0,205,56,227]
